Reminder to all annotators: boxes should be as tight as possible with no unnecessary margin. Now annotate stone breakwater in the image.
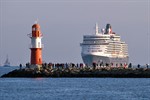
[1,67,150,78]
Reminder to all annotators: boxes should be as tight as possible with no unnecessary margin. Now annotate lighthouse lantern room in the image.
[29,23,43,65]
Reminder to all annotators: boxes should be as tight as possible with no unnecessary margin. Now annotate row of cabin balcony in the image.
[109,41,125,44]
[85,50,103,53]
[106,50,128,53]
[83,35,111,38]
[81,43,109,45]
[106,52,128,55]
[111,49,128,52]
[83,40,107,43]
[105,52,128,56]
[107,46,128,49]
[106,49,128,52]
[107,46,127,49]
[109,52,128,55]
[84,38,110,41]
[108,44,128,47]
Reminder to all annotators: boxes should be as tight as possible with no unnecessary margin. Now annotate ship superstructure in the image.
[80,23,129,67]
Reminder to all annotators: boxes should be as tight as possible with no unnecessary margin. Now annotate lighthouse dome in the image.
[32,24,40,29]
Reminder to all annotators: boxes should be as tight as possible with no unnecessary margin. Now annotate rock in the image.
[1,67,150,78]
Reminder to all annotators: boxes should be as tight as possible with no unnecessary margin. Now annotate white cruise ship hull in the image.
[81,53,129,66]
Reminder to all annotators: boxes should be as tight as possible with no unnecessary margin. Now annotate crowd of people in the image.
[23,62,149,69]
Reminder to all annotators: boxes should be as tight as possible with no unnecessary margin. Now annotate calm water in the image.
[0,78,150,100]
[0,67,150,100]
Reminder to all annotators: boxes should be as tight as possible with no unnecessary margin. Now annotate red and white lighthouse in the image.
[29,23,43,65]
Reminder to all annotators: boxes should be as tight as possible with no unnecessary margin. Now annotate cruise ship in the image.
[80,23,129,67]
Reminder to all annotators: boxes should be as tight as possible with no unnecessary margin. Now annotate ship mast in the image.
[95,23,99,35]
[4,55,10,66]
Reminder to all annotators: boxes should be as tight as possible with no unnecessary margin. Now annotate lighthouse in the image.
[29,23,43,66]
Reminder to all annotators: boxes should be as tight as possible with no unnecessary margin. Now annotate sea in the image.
[0,66,150,100]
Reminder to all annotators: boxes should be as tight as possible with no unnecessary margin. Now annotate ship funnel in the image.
[105,24,112,34]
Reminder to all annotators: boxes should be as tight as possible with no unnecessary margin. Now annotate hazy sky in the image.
[0,0,150,66]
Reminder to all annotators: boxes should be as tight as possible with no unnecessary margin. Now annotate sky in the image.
[0,0,150,66]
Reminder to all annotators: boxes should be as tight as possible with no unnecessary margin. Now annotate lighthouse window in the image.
[32,28,35,31]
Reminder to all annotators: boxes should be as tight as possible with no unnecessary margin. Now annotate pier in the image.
[1,63,150,78]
